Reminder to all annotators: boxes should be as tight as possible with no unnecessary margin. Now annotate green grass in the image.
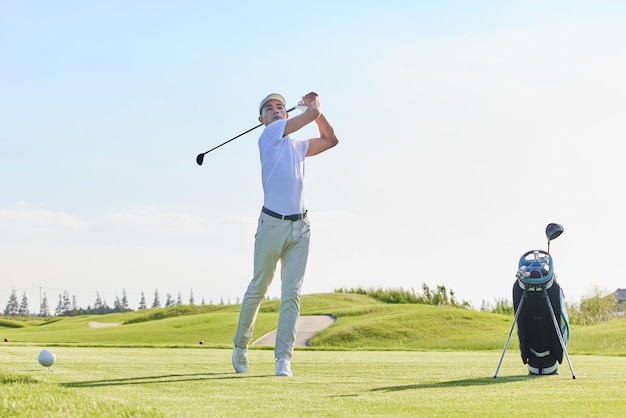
[3,293,625,355]
[1,293,626,416]
[2,347,625,417]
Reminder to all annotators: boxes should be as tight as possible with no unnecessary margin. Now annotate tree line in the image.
[2,288,232,318]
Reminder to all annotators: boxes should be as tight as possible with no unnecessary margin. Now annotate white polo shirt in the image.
[258,119,309,215]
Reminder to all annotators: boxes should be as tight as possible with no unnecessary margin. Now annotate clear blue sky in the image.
[2,1,625,311]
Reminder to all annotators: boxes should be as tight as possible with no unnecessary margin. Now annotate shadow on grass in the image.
[61,372,267,388]
[371,374,539,392]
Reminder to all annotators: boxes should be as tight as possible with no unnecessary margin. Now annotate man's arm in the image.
[284,93,320,136]
[283,92,338,156]
[306,113,338,156]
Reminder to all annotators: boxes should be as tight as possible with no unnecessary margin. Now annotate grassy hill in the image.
[2,293,625,355]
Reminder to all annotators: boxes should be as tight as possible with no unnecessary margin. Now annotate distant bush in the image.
[334,285,623,322]
[484,287,620,324]
[481,298,514,315]
[567,287,619,325]
[335,284,472,309]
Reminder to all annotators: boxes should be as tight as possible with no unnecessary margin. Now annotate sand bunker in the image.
[88,321,122,328]
[253,315,336,347]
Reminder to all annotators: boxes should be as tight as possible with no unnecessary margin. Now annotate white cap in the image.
[259,93,286,115]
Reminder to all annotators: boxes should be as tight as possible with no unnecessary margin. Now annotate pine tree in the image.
[62,291,71,313]
[189,289,195,305]
[71,295,79,313]
[55,294,64,316]
[152,289,161,308]
[176,292,183,306]
[18,292,29,316]
[114,296,122,312]
[40,292,51,317]
[121,289,130,311]
[4,288,19,316]
[165,293,174,307]
[94,292,103,313]
[139,291,147,310]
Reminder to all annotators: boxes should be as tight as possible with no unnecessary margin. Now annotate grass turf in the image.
[2,293,626,416]
[2,347,625,417]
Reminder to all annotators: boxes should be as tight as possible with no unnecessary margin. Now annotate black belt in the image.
[262,206,307,221]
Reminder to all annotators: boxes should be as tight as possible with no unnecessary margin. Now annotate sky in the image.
[2,1,626,313]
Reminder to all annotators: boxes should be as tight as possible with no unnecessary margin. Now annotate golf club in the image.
[196,106,296,166]
[546,223,564,254]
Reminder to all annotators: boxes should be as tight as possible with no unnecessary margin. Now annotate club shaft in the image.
[201,106,296,156]
[201,123,262,155]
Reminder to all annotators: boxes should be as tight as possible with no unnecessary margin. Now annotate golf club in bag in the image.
[493,223,576,379]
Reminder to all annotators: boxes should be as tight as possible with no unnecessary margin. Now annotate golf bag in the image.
[513,250,570,375]
[494,223,575,379]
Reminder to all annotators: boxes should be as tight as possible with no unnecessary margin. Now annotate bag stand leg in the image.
[542,288,576,379]
[493,288,526,378]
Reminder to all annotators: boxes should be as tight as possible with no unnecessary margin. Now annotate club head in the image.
[196,154,205,166]
[546,223,564,241]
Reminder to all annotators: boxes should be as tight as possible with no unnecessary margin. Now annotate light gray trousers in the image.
[233,211,310,360]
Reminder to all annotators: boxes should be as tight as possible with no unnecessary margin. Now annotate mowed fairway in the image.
[2,347,626,417]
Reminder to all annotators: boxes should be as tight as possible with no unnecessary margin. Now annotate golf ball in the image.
[38,349,56,367]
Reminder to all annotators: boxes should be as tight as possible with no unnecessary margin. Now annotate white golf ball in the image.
[38,349,56,367]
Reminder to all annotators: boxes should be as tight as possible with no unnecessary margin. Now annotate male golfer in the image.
[232,92,338,376]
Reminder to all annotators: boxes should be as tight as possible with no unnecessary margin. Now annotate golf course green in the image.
[2,293,625,417]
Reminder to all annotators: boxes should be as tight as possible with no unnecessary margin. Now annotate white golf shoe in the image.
[232,345,248,373]
[275,359,292,377]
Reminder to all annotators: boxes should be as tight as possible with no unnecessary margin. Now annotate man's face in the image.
[259,100,288,125]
